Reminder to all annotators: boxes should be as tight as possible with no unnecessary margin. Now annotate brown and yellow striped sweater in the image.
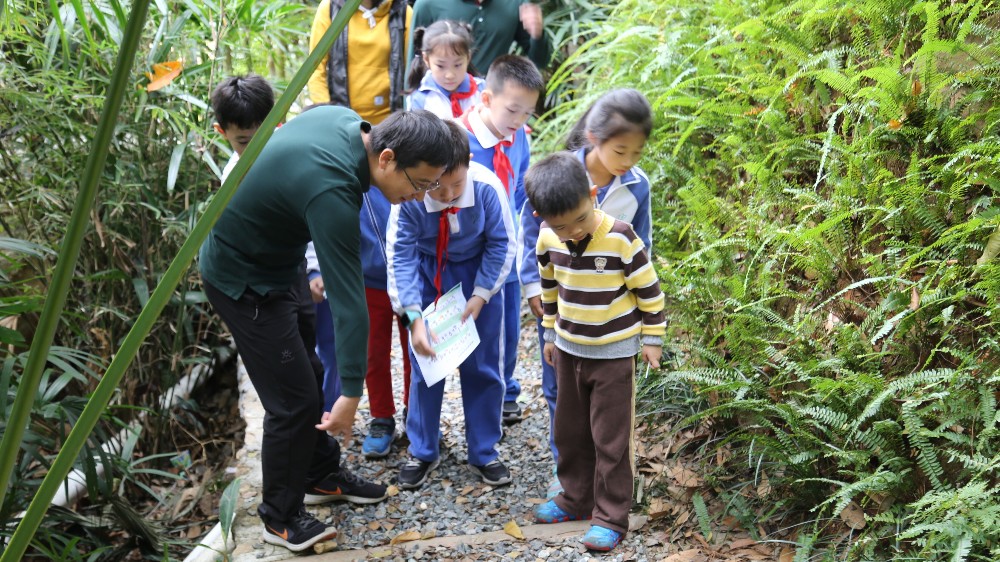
[537,210,666,359]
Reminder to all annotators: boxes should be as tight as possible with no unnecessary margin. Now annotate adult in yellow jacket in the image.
[307,0,412,124]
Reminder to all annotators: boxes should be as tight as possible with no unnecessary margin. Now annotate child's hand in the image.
[409,318,437,358]
[543,342,556,366]
[462,296,486,322]
[309,276,325,303]
[519,3,544,38]
[641,344,662,369]
[528,295,543,318]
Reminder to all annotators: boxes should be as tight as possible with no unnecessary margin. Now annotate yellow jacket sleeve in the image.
[307,0,332,104]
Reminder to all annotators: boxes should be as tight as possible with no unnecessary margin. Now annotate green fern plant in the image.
[534,0,1000,558]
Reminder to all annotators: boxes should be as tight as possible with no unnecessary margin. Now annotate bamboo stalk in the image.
[0,0,363,557]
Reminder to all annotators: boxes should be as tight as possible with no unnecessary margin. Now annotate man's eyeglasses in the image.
[402,168,441,192]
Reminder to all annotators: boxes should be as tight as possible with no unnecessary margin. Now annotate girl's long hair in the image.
[565,89,653,151]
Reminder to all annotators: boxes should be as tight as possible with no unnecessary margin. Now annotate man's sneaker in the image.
[470,459,512,486]
[534,500,591,524]
[502,401,522,424]
[304,467,388,505]
[261,508,336,552]
[398,457,440,490]
[362,418,397,458]
[582,525,623,551]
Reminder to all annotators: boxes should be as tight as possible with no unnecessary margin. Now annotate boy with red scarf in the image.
[386,121,516,489]
[460,54,543,423]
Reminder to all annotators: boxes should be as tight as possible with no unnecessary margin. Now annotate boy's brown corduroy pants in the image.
[551,347,635,534]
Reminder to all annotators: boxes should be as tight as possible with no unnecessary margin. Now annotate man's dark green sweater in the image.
[199,105,371,397]
[408,0,551,76]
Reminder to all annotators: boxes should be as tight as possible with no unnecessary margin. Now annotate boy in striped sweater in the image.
[527,152,665,552]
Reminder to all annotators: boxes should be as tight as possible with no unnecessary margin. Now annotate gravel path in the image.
[230,317,670,561]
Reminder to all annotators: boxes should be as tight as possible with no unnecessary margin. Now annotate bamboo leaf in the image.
[167,140,186,192]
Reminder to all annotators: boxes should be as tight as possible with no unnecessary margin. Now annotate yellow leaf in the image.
[888,118,903,130]
[145,60,182,92]
[389,530,421,545]
[503,520,525,540]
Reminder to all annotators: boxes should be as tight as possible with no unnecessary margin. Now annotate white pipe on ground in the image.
[15,343,236,534]
[51,344,235,508]
[183,520,234,562]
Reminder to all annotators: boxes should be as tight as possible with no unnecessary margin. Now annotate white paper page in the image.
[413,283,481,387]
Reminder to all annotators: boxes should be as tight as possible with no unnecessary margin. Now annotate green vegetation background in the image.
[2,0,1000,560]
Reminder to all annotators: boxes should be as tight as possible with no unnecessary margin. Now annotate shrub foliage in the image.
[535,1,1000,559]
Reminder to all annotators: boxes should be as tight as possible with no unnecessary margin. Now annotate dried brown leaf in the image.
[648,497,670,520]
[389,530,421,545]
[840,500,866,530]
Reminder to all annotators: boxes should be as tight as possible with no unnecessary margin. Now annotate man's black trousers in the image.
[204,267,340,522]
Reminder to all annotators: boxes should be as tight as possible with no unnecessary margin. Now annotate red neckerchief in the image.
[449,75,478,118]
[461,109,513,194]
[434,207,460,303]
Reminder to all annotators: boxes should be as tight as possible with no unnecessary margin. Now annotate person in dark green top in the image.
[199,105,453,552]
[407,0,551,77]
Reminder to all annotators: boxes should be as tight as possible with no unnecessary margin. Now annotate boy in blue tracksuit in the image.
[387,121,516,490]
[460,54,544,423]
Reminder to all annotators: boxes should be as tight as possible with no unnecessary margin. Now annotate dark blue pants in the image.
[502,278,521,401]
[405,258,505,466]
[314,299,341,411]
[538,316,558,461]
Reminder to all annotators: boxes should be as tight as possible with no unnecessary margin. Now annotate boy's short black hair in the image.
[442,119,471,173]
[525,152,591,218]
[211,74,274,130]
[485,55,544,95]
[369,109,453,170]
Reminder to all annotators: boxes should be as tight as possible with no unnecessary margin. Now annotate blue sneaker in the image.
[533,500,590,524]
[362,418,396,458]
[582,525,623,551]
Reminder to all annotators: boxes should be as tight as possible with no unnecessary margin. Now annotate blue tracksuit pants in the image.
[314,299,341,411]
[502,278,521,402]
[538,315,558,461]
[406,257,505,467]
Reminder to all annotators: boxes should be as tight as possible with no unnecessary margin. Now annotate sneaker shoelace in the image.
[336,468,366,487]
[403,458,425,469]
[292,509,323,532]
